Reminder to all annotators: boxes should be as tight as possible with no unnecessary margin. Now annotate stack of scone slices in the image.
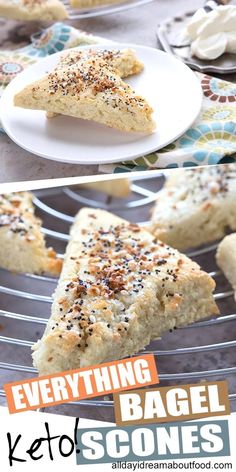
[14,48,155,134]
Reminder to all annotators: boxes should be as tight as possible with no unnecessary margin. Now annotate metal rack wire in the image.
[62,0,154,20]
[0,175,236,417]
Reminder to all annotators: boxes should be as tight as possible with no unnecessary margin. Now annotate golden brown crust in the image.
[32,208,218,375]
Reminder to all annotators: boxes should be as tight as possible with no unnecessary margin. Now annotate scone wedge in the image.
[14,48,155,133]
[57,48,144,77]
[32,208,218,375]
[216,233,236,302]
[150,165,236,250]
[0,0,68,21]
[0,192,62,275]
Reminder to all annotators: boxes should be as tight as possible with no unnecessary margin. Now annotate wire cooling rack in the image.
[0,174,236,420]
[62,0,154,19]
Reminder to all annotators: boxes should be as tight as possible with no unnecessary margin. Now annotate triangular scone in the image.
[0,192,62,275]
[57,48,144,78]
[150,164,236,251]
[32,208,218,375]
[14,48,155,133]
[0,0,68,20]
[216,233,236,302]
[45,48,144,120]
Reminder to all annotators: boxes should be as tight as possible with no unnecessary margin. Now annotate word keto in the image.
[4,355,158,413]
[114,381,230,426]
[5,418,79,466]
[76,421,230,465]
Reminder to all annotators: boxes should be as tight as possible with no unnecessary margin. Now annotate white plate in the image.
[0,43,202,165]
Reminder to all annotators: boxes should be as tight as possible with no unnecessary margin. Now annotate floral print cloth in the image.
[0,22,235,171]
[0,22,104,133]
[101,74,236,173]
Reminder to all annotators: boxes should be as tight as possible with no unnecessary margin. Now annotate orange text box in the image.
[4,354,158,414]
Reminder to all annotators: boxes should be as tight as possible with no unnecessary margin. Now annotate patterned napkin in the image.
[0,22,105,133]
[102,73,236,173]
[0,22,235,172]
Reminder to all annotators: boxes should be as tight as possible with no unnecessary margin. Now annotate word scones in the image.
[76,420,230,464]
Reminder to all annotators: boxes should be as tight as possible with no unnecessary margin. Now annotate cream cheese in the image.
[186,5,236,60]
